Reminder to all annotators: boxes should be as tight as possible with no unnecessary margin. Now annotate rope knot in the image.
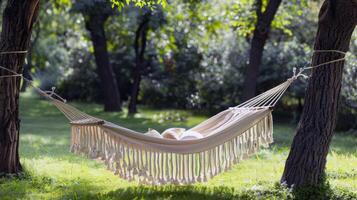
[289,67,309,82]
[45,86,67,103]
[50,87,56,96]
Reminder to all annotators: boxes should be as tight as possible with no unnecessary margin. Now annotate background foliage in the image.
[20,0,357,130]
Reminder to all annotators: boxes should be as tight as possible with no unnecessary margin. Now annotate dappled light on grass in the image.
[0,96,356,199]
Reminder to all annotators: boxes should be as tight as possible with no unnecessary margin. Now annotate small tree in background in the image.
[73,0,122,112]
[241,0,282,100]
[128,10,151,114]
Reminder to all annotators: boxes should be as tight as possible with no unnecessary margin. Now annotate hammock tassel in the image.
[69,110,274,185]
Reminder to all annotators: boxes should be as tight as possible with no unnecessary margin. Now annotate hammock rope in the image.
[0,49,349,185]
[0,50,28,55]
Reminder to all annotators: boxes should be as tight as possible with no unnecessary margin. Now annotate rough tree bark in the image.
[128,13,150,114]
[0,0,40,174]
[281,0,357,187]
[85,14,122,112]
[241,0,282,100]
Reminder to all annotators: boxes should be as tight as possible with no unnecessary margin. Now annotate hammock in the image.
[0,49,346,185]
[30,76,296,185]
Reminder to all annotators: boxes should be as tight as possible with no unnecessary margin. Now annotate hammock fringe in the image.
[70,113,274,185]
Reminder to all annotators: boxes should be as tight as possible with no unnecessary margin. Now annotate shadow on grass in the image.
[1,172,250,200]
[0,173,108,200]
[61,185,285,200]
[2,174,355,200]
[99,186,242,200]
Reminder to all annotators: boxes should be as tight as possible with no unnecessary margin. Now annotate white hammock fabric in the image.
[0,49,347,185]
[32,77,295,185]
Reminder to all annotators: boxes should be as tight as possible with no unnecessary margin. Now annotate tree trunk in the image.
[84,14,121,112]
[128,13,150,114]
[0,0,40,174]
[281,0,357,188]
[21,21,40,92]
[128,65,142,114]
[242,0,282,100]
[21,49,33,92]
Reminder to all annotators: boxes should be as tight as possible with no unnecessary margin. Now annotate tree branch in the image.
[254,0,263,19]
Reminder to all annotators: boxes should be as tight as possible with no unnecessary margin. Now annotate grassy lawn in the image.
[0,93,357,199]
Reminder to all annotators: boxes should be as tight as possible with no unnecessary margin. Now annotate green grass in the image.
[0,93,357,199]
